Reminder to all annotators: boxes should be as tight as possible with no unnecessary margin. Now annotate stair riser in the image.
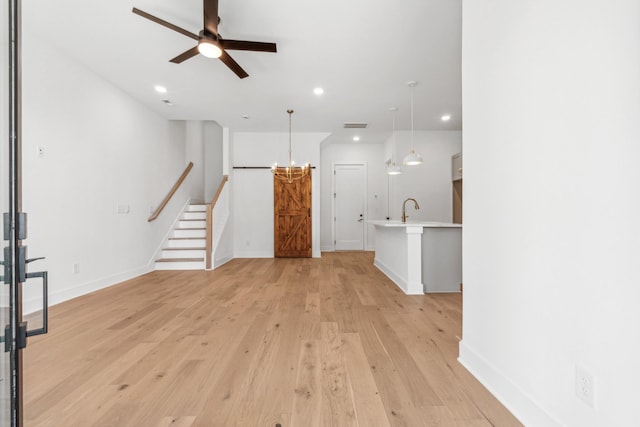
[155,261,205,270]
[173,229,206,238]
[162,249,205,258]
[187,205,208,212]
[182,212,206,220]
[167,239,206,248]
[178,220,207,228]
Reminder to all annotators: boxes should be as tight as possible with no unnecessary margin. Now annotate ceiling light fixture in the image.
[154,85,167,93]
[313,87,324,95]
[387,107,402,175]
[197,33,222,58]
[403,81,423,166]
[441,114,451,122]
[272,109,310,184]
[353,136,360,142]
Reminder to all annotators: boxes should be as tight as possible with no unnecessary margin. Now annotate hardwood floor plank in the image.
[23,252,521,426]
[341,332,390,427]
[291,339,322,427]
[319,322,358,426]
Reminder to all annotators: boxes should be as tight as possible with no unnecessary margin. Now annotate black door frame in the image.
[7,0,24,424]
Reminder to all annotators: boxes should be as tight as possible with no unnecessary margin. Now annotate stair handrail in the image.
[148,162,194,222]
[206,175,229,269]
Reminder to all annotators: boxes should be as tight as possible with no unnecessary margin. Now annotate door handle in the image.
[25,270,48,338]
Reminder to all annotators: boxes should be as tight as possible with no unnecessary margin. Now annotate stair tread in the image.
[163,247,206,251]
[180,218,205,221]
[175,227,206,231]
[156,258,204,263]
[168,237,206,240]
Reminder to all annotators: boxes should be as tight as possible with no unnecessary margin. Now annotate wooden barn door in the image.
[274,174,312,257]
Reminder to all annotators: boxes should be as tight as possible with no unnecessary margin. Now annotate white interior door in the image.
[334,164,366,250]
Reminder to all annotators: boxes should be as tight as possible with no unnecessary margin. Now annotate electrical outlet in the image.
[575,365,595,407]
[37,146,45,157]
[73,263,80,275]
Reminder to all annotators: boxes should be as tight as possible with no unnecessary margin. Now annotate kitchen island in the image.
[368,220,462,295]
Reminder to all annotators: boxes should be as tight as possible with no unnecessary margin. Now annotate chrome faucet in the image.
[402,198,420,223]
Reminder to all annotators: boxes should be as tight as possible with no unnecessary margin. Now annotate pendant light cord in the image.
[410,87,415,151]
[392,112,396,160]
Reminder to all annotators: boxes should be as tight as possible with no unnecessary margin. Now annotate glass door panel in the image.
[1,0,13,423]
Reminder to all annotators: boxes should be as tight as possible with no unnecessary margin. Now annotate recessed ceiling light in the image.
[353,136,360,141]
[242,114,250,119]
[441,114,451,122]
[162,99,173,106]
[313,87,324,95]
[154,85,167,93]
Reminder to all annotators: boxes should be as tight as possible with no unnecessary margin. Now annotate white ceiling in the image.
[23,0,461,144]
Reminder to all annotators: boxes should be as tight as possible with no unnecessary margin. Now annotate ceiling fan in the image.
[132,0,277,79]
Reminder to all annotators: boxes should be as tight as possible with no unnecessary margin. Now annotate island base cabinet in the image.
[422,228,462,293]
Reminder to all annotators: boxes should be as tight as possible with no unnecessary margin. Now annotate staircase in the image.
[155,204,208,270]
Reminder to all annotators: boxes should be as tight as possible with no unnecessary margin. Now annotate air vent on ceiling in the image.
[343,122,368,129]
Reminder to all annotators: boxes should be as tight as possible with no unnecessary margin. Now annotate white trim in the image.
[149,197,193,265]
[458,341,564,427]
[233,250,274,258]
[213,254,233,268]
[320,245,334,252]
[23,263,154,315]
[373,257,423,295]
[332,162,368,251]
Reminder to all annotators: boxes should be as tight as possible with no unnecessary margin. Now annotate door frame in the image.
[331,162,368,251]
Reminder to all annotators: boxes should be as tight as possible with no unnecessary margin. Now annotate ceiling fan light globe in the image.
[198,40,222,58]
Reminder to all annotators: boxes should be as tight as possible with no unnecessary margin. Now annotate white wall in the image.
[21,33,189,312]
[385,131,462,222]
[0,1,8,254]
[320,143,387,251]
[204,121,224,201]
[232,131,329,258]
[460,1,640,426]
[186,121,205,201]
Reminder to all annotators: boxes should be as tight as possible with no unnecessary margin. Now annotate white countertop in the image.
[367,220,462,228]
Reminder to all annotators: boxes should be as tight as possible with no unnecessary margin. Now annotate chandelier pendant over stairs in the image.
[272,109,310,184]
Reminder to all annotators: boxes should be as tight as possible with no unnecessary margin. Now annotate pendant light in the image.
[271,109,310,184]
[403,81,423,166]
[387,107,402,175]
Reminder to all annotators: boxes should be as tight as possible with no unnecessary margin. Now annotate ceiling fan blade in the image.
[132,7,199,41]
[203,0,219,35]
[170,46,200,64]
[219,51,249,79]
[220,39,277,53]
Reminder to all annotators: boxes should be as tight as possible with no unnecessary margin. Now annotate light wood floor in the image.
[24,252,521,426]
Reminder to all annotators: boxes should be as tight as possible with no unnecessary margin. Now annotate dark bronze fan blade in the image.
[132,7,199,41]
[203,0,219,35]
[219,51,249,79]
[220,39,277,53]
[170,46,200,64]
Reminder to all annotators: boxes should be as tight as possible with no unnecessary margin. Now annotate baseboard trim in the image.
[213,254,233,268]
[23,263,154,314]
[373,257,423,295]
[458,340,563,427]
[233,251,273,258]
